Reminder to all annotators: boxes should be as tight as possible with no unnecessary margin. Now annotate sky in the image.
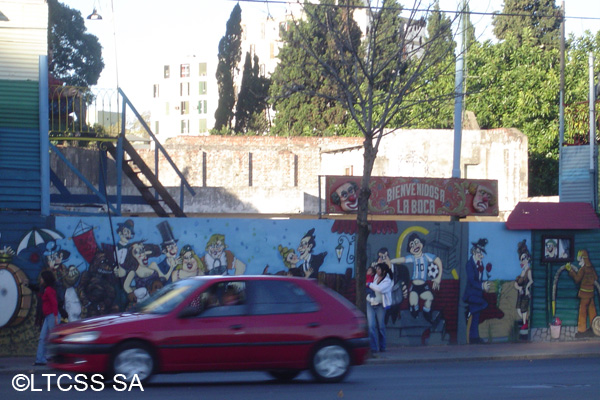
[59,0,600,112]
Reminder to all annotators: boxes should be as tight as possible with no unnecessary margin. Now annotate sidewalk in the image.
[1,339,599,373]
[365,338,600,365]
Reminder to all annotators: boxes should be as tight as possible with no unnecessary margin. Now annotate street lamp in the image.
[86,8,102,20]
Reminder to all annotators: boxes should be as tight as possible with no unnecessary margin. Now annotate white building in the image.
[149,8,286,142]
[150,55,214,142]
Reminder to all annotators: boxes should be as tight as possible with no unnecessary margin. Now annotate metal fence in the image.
[49,85,121,137]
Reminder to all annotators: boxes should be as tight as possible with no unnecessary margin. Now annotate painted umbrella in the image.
[16,227,65,255]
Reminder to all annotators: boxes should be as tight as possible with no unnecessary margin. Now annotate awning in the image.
[506,202,600,230]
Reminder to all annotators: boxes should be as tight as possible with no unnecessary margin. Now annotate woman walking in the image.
[366,263,393,354]
[34,270,59,366]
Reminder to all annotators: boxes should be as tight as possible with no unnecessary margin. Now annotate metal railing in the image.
[49,86,195,216]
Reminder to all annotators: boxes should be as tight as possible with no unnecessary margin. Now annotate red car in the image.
[48,275,369,383]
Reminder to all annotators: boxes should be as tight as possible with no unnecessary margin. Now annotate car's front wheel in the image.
[309,340,351,383]
[111,341,155,383]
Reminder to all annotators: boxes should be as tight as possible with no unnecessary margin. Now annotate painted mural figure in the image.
[463,238,491,344]
[389,233,442,322]
[78,249,121,316]
[468,182,496,213]
[156,221,180,275]
[201,234,246,275]
[297,228,327,279]
[123,241,173,304]
[277,245,310,277]
[115,219,135,267]
[514,240,533,331]
[566,249,598,338]
[330,181,359,212]
[43,242,81,322]
[172,245,205,281]
[544,239,558,259]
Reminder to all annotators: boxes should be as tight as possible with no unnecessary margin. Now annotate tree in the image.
[466,30,561,195]
[273,0,459,310]
[235,52,271,134]
[48,0,104,87]
[492,0,562,49]
[214,4,242,132]
[402,1,456,129]
[269,0,362,136]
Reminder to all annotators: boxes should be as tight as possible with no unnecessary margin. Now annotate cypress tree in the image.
[214,4,242,132]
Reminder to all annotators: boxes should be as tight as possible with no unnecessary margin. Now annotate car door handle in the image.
[307,322,320,328]
[229,324,244,330]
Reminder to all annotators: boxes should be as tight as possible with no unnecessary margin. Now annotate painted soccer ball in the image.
[427,264,439,279]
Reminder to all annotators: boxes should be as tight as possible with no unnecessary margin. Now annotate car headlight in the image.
[62,331,101,343]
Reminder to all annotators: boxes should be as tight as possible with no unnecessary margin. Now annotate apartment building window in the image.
[154,121,159,135]
[260,64,265,77]
[197,100,207,114]
[164,65,170,78]
[180,63,190,78]
[181,119,189,134]
[199,81,207,95]
[199,119,207,133]
[153,84,159,98]
[180,82,190,96]
[270,43,275,59]
[198,62,207,77]
[165,102,170,115]
[180,101,189,115]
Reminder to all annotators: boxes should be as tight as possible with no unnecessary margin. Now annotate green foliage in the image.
[466,31,561,195]
[235,52,271,134]
[269,0,362,136]
[400,1,456,129]
[465,29,600,196]
[215,4,242,131]
[48,0,104,87]
[492,0,562,49]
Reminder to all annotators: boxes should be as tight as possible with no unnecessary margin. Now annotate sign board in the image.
[325,176,499,217]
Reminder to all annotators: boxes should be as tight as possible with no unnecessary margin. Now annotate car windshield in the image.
[134,278,206,314]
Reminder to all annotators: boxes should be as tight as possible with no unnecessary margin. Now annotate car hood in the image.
[53,312,161,335]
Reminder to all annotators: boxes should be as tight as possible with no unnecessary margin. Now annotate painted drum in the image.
[0,263,33,327]
[592,316,600,337]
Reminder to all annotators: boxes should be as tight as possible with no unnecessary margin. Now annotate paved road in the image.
[1,357,598,400]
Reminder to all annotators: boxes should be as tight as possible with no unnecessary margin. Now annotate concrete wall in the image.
[50,129,528,216]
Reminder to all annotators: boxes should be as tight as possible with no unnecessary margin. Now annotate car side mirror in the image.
[178,305,201,318]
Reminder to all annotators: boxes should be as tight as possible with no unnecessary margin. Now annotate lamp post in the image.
[335,235,356,264]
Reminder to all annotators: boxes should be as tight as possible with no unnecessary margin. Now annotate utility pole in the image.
[558,1,565,198]
[452,0,466,180]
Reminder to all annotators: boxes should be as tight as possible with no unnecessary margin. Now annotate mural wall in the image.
[1,216,598,356]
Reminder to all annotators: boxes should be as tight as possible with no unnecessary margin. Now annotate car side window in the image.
[193,282,248,317]
[249,281,319,315]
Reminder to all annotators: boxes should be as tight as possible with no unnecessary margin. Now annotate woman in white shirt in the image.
[366,263,393,353]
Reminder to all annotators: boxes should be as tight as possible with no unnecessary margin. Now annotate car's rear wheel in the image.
[111,341,155,383]
[309,340,351,383]
[268,370,301,382]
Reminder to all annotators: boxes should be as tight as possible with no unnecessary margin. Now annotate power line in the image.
[228,0,600,23]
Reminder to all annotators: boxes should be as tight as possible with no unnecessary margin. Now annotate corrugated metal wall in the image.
[531,229,600,329]
[560,145,597,205]
[0,0,47,211]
